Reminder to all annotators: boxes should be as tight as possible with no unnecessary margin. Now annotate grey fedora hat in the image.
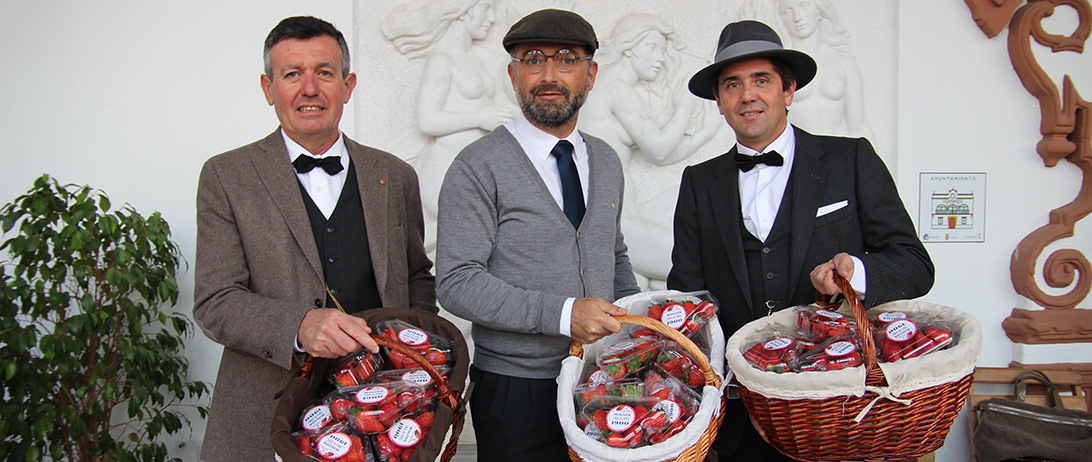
[688,20,816,100]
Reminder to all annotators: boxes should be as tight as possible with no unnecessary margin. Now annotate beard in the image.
[517,80,589,128]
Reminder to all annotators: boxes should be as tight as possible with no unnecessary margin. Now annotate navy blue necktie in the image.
[293,155,344,175]
[551,140,585,229]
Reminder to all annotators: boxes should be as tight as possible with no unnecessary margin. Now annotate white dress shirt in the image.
[283,131,350,219]
[736,125,867,295]
[504,113,589,337]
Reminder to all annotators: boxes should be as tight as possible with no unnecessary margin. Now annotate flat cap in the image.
[502,9,598,53]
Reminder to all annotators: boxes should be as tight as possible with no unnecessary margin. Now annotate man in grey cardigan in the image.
[436,9,641,462]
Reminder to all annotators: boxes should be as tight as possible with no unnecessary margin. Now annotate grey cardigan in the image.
[436,126,640,379]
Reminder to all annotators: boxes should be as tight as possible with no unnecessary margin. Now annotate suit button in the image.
[766,272,775,280]
[330,288,339,295]
[576,231,581,239]
[263,349,272,359]
[314,299,322,307]
[580,269,587,277]
[762,247,771,254]
[326,226,335,233]
[327,256,337,263]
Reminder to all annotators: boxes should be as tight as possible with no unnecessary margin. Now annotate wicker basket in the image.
[731,275,977,462]
[271,308,470,462]
[564,313,726,462]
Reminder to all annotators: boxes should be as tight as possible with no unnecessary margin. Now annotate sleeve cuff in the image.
[849,255,867,298]
[559,297,576,337]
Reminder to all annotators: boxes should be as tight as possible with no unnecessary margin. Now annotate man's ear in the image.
[343,73,357,103]
[261,74,275,106]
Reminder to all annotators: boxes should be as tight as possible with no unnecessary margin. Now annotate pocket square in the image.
[816,200,849,217]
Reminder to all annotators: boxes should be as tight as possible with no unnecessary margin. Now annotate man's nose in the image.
[301,73,319,95]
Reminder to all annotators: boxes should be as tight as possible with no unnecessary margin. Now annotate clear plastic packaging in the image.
[631,291,720,339]
[330,348,384,388]
[870,311,954,362]
[596,336,662,379]
[374,319,456,369]
[324,381,426,435]
[741,329,817,373]
[654,341,707,387]
[579,395,662,449]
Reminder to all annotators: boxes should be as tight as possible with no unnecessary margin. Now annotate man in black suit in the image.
[667,20,933,461]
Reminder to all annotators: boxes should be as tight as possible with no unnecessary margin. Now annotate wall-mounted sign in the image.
[918,172,986,243]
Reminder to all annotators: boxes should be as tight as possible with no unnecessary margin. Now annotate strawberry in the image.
[632,405,649,422]
[389,349,414,369]
[682,301,697,315]
[295,434,314,456]
[425,349,447,366]
[416,411,435,429]
[680,320,701,336]
[400,446,417,461]
[694,301,716,320]
[334,371,357,388]
[647,304,664,320]
[687,369,705,387]
[604,361,626,378]
[632,327,657,338]
[640,409,669,432]
[593,409,609,429]
[605,432,631,448]
[378,401,400,426]
[355,410,386,433]
[329,399,356,421]
[382,328,398,341]
[925,327,952,346]
[344,435,366,462]
[399,391,420,413]
[377,433,402,459]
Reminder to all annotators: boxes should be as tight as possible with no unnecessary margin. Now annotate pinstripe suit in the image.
[667,126,933,459]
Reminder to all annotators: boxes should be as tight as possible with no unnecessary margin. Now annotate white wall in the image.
[2,1,1090,461]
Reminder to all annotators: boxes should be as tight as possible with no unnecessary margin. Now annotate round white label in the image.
[656,400,682,423]
[609,341,636,352]
[815,309,843,320]
[763,337,793,350]
[397,328,429,346]
[301,405,332,431]
[878,311,907,322]
[661,304,687,329]
[606,405,636,432]
[317,432,351,458]
[356,386,390,404]
[825,341,857,357]
[388,418,423,447]
[588,370,611,385]
[401,370,433,385]
[885,320,918,342]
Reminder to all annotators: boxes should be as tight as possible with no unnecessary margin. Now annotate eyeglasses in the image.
[511,49,592,73]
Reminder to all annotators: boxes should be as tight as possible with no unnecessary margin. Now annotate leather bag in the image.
[972,369,1092,462]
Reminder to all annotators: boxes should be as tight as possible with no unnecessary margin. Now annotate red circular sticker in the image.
[317,432,351,458]
[815,309,843,319]
[388,418,422,447]
[355,386,390,404]
[825,341,857,357]
[878,311,907,322]
[661,304,687,329]
[606,405,636,432]
[763,338,793,350]
[397,328,429,346]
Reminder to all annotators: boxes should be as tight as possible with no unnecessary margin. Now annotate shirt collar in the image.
[508,112,584,162]
[282,130,350,171]
[736,124,795,157]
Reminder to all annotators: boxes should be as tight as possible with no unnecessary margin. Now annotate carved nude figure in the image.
[382,0,517,248]
[579,13,719,287]
[776,0,874,139]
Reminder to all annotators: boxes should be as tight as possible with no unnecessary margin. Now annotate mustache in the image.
[530,83,571,98]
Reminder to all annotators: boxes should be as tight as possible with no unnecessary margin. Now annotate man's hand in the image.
[748,410,770,444]
[810,252,855,295]
[298,308,379,358]
[570,298,628,345]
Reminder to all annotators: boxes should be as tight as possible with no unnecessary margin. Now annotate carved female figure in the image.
[382,0,516,247]
[579,13,719,286]
[776,0,874,138]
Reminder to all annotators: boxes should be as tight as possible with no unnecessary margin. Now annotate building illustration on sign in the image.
[931,188,973,229]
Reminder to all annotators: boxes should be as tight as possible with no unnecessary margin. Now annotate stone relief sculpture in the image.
[579,13,720,288]
[774,0,874,139]
[382,0,518,249]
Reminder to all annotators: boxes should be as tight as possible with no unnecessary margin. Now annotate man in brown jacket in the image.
[193,16,436,461]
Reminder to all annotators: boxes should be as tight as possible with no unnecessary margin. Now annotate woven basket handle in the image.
[813,273,879,370]
[569,313,721,389]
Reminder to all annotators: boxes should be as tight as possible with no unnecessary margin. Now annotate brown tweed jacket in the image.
[193,129,436,461]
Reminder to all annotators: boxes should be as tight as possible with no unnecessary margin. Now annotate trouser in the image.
[469,365,569,462]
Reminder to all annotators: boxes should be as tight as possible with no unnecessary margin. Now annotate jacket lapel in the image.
[348,139,390,299]
[251,130,325,281]
[708,147,753,309]
[786,127,828,302]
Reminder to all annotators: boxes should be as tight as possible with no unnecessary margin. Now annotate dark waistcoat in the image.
[298,164,382,313]
[741,180,794,320]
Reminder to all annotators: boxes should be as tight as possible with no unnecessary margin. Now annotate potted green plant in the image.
[0,175,209,462]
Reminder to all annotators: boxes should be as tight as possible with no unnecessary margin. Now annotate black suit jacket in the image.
[667,126,933,457]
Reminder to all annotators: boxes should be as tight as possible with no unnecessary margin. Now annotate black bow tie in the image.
[735,151,784,172]
[292,155,344,175]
